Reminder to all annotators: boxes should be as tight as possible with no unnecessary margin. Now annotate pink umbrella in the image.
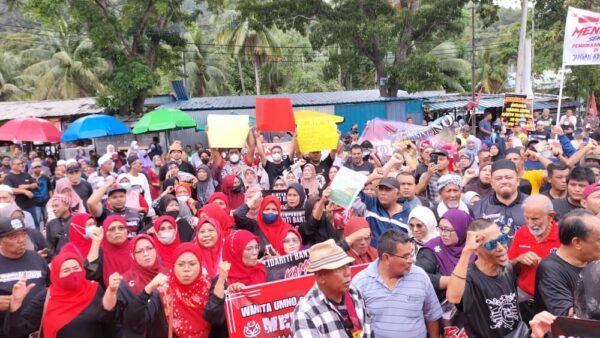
[0,117,62,143]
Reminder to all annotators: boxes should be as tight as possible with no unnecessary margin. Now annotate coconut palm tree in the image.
[0,52,27,101]
[216,11,281,95]
[476,47,507,94]
[429,41,470,93]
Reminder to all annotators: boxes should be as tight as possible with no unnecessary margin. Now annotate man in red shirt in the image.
[508,194,560,323]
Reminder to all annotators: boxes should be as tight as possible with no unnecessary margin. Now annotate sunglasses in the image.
[483,233,509,251]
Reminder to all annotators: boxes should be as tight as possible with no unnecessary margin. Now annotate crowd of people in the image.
[0,109,599,338]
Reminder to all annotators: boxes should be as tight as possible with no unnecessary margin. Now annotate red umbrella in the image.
[0,117,62,143]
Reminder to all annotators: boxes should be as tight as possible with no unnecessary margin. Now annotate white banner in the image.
[563,7,600,65]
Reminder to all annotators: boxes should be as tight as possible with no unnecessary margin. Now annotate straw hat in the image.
[168,143,183,154]
[306,239,355,272]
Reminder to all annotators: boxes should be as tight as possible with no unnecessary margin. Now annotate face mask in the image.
[158,230,176,245]
[201,158,210,165]
[262,212,278,225]
[58,270,85,290]
[120,183,131,190]
[177,196,189,203]
[232,185,243,193]
[165,211,179,219]
[84,227,95,239]
[229,154,240,164]
[272,153,282,162]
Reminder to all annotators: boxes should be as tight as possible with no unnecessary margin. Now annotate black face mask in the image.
[201,158,210,165]
[165,211,179,219]
[232,185,243,193]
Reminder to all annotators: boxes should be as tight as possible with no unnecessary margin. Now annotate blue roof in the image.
[424,94,578,111]
[161,90,444,111]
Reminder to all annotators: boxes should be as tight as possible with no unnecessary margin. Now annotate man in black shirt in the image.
[158,143,195,183]
[255,132,296,188]
[552,167,595,221]
[0,216,49,338]
[447,219,523,338]
[3,158,38,229]
[540,162,569,200]
[534,209,600,316]
[66,163,93,210]
[344,144,375,175]
[45,194,73,256]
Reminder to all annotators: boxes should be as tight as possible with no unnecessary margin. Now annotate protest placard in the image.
[255,98,295,132]
[207,115,250,148]
[501,94,534,130]
[550,316,600,336]
[263,249,310,281]
[296,116,338,153]
[329,166,368,209]
[262,141,292,157]
[280,209,306,228]
[563,7,600,66]
[262,190,288,205]
[225,264,368,338]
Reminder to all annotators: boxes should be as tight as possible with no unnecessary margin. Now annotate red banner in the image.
[225,264,368,338]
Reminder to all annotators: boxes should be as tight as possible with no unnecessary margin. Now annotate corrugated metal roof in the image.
[161,89,446,111]
[425,94,579,111]
[0,97,104,121]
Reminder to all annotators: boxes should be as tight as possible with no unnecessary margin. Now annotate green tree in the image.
[216,10,281,95]
[476,47,507,94]
[0,52,27,101]
[429,41,470,93]
[241,0,498,96]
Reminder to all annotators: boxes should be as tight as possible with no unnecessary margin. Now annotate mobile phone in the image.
[583,136,590,143]
[430,153,438,165]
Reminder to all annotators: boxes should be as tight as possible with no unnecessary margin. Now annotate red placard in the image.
[255,98,295,132]
[225,264,368,338]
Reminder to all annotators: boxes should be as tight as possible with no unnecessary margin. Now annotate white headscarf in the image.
[408,206,439,243]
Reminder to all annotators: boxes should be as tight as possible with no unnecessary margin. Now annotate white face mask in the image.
[177,196,189,203]
[158,230,176,245]
[229,154,240,164]
[272,153,282,162]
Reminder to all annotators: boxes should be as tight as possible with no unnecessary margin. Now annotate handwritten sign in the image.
[207,115,250,148]
[501,94,534,130]
[280,209,306,228]
[296,116,338,153]
[263,249,310,281]
[329,166,368,209]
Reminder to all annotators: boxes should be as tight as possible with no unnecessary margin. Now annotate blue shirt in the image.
[352,260,443,338]
[478,120,492,140]
[358,192,410,247]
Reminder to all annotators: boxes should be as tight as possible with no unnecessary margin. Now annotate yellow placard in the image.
[297,116,338,152]
[207,114,250,148]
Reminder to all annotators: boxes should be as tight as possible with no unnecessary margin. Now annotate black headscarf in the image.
[286,183,306,210]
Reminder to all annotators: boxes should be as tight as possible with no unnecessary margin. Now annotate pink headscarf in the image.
[53,179,85,213]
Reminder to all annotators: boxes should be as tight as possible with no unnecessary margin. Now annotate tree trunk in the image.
[237,57,246,95]
[253,55,261,95]
[375,59,387,97]
[133,92,146,115]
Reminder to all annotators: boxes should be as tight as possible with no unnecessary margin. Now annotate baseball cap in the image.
[378,177,400,190]
[66,163,81,173]
[431,149,449,157]
[107,184,126,196]
[0,216,26,237]
[584,183,600,200]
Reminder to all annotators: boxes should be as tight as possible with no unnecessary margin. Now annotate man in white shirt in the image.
[126,155,154,216]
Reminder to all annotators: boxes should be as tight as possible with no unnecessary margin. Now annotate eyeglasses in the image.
[134,246,155,255]
[387,250,415,260]
[483,233,509,251]
[437,226,456,235]
[283,238,300,244]
[107,225,127,233]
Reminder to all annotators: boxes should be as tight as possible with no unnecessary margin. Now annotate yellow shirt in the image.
[522,170,545,194]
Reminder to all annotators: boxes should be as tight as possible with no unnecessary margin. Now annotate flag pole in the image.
[556,64,566,127]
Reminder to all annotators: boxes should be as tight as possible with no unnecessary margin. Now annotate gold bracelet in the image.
[452,272,466,280]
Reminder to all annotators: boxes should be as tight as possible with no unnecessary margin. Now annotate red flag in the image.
[591,91,598,116]
[255,98,295,132]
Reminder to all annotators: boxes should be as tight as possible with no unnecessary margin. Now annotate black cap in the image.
[107,184,126,196]
[431,149,449,157]
[377,177,400,190]
[66,163,81,173]
[0,216,26,237]
[491,159,517,173]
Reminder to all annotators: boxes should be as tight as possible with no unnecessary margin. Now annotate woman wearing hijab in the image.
[199,203,235,238]
[284,183,306,210]
[101,234,169,338]
[490,143,504,162]
[147,155,163,200]
[125,243,212,338]
[221,175,245,209]
[51,178,86,217]
[6,251,114,338]
[300,163,320,197]
[458,151,477,175]
[195,217,223,277]
[463,161,493,198]
[86,215,132,287]
[233,194,293,256]
[175,184,200,217]
[300,193,337,246]
[152,215,181,266]
[68,213,96,258]
[208,192,232,214]
[407,206,439,251]
[416,209,473,301]
[274,226,303,256]
[272,176,288,190]
[115,174,146,213]
[155,194,195,243]
[195,164,215,206]
[337,217,378,264]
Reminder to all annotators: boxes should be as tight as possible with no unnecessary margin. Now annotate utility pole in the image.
[471,5,477,134]
[515,0,528,94]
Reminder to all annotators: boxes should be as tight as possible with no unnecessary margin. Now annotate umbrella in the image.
[0,117,62,143]
[61,114,130,142]
[132,108,196,134]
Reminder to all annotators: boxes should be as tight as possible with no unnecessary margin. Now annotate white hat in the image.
[0,185,13,195]
[57,160,67,167]
[98,154,112,166]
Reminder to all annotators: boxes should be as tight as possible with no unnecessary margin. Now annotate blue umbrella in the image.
[61,114,131,142]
